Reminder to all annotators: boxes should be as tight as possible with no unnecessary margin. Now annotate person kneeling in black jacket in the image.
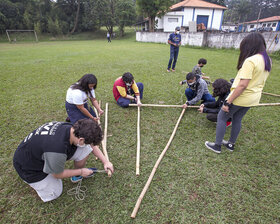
[198,79,232,126]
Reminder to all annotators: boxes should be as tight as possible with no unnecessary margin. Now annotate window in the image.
[168,18,178,23]
[267,23,271,27]
[250,25,254,28]
[272,23,277,27]
[262,24,266,27]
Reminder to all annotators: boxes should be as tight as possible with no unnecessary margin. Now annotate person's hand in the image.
[98,109,104,116]
[137,100,142,107]
[179,81,183,85]
[104,161,114,174]
[222,105,229,113]
[182,104,188,109]
[80,168,93,177]
[198,105,204,113]
[92,117,100,122]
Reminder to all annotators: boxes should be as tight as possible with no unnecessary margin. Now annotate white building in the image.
[243,16,280,32]
[156,0,227,32]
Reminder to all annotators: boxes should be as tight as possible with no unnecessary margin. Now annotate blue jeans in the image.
[167,47,179,70]
[185,88,215,103]
[117,82,144,108]
[65,101,96,124]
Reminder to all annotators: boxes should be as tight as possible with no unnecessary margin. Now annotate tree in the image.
[136,0,174,32]
[115,0,136,36]
[204,0,226,6]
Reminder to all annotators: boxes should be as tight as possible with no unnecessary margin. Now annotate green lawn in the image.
[0,32,279,223]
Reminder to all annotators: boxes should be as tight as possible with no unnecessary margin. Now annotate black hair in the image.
[71,74,97,97]
[122,72,134,83]
[198,58,207,65]
[212,79,231,97]
[73,119,103,145]
[186,72,195,80]
[237,32,271,71]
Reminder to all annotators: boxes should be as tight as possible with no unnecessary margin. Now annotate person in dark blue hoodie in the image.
[181,72,215,109]
[167,26,181,72]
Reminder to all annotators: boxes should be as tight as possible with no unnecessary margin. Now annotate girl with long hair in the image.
[65,74,103,124]
[205,33,271,153]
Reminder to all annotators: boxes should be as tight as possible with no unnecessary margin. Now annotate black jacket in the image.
[203,93,228,114]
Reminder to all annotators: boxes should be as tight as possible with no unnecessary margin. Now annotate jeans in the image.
[167,47,179,70]
[117,82,144,108]
[185,88,215,103]
[65,101,96,124]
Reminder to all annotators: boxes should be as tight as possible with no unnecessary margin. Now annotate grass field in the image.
[0,31,279,223]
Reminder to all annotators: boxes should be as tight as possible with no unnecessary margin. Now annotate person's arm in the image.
[91,145,114,174]
[90,98,104,116]
[168,39,177,47]
[131,82,142,106]
[52,168,93,179]
[179,80,187,85]
[222,79,250,112]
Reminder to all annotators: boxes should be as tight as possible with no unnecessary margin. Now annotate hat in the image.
[175,26,180,31]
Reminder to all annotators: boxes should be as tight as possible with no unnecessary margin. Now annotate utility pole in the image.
[256,8,262,30]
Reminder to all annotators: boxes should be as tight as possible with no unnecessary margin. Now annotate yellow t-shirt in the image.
[228,54,270,107]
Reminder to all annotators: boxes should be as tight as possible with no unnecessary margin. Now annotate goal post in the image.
[6,30,38,42]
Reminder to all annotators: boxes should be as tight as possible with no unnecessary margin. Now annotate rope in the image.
[67,170,107,201]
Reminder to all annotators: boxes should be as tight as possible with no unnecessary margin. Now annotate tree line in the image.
[0,0,279,35]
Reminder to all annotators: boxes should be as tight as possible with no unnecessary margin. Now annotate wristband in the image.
[224,100,231,106]
[186,101,190,106]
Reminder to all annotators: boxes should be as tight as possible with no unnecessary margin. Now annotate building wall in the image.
[136,31,280,52]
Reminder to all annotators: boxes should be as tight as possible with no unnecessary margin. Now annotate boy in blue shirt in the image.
[167,26,181,72]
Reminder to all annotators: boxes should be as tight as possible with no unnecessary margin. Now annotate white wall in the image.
[136,31,280,52]
[182,8,194,27]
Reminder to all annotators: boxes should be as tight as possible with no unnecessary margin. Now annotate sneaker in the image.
[66,117,71,122]
[226,121,232,127]
[70,168,98,183]
[167,69,171,72]
[205,141,221,154]
[222,140,234,152]
[70,175,83,183]
[171,69,175,72]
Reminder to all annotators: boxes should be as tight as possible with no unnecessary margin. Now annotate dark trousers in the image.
[167,47,179,70]
[65,101,96,124]
[117,82,144,108]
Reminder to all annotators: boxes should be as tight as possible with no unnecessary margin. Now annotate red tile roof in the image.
[170,0,227,10]
[245,16,280,24]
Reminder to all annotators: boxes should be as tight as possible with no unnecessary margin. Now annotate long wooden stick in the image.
[262,92,280,97]
[253,103,280,107]
[131,108,186,219]
[129,104,199,108]
[93,103,112,177]
[136,106,141,176]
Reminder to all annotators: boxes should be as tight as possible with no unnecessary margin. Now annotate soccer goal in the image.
[6,30,38,42]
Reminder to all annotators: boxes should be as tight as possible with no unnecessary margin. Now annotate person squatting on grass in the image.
[13,119,114,202]
[205,32,271,153]
[181,72,215,109]
[167,26,181,72]
[65,74,103,124]
[113,72,143,108]
[192,58,210,80]
[198,78,232,127]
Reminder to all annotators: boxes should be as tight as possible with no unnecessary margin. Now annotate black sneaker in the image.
[205,141,221,154]
[222,140,234,152]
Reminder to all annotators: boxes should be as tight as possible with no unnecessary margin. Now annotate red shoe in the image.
[226,121,232,127]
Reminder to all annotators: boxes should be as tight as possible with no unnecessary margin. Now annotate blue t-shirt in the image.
[168,33,181,48]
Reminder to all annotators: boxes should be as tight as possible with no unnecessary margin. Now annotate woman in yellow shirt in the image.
[205,32,271,153]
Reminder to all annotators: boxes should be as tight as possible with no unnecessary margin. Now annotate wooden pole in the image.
[253,103,280,107]
[129,104,199,108]
[131,108,186,219]
[103,103,112,177]
[262,92,280,97]
[136,106,141,176]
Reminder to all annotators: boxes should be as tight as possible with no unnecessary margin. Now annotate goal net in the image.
[6,30,38,42]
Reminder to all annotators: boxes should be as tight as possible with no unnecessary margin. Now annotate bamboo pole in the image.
[262,92,280,97]
[129,104,199,108]
[253,103,280,107]
[131,108,186,219]
[136,106,141,176]
[103,103,112,177]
